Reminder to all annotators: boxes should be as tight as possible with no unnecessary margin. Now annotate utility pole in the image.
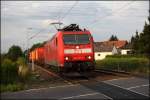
[26,28,32,66]
[26,24,54,71]
[26,27,36,71]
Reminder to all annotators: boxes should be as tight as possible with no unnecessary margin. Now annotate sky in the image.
[1,1,149,53]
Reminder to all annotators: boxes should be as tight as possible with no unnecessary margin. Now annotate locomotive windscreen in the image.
[63,34,90,44]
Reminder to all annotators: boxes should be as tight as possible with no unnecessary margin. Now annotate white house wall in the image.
[121,49,131,55]
[95,52,112,60]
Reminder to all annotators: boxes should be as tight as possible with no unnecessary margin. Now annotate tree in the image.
[109,35,118,41]
[144,20,150,47]
[130,36,135,43]
[7,45,23,61]
[131,17,150,55]
[139,20,150,54]
[1,53,7,62]
[132,30,140,53]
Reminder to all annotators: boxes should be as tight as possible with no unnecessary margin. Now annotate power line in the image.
[90,1,135,25]
[89,0,136,28]
[27,1,79,46]
[28,7,64,39]
[29,29,46,40]
[46,1,79,30]
[19,1,137,41]
[59,0,79,22]
[30,1,135,34]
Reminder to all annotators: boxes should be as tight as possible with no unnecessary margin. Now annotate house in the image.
[94,40,129,60]
[120,43,132,55]
[94,42,118,60]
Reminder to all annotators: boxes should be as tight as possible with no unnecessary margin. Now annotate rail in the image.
[95,68,149,79]
[94,69,131,76]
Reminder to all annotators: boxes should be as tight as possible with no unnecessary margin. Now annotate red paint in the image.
[35,47,44,64]
[44,31,94,67]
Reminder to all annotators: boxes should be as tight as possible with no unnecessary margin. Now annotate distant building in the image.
[119,43,132,55]
[101,40,128,48]
[94,40,130,60]
[94,42,117,60]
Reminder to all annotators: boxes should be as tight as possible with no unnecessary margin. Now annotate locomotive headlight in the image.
[88,56,91,59]
[76,46,79,49]
[65,57,69,60]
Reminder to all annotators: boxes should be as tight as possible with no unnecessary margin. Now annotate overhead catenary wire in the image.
[47,0,79,30]
[89,0,136,28]
[27,1,78,40]
[27,7,64,40]
[89,1,135,26]
[2,1,147,53]
[59,0,79,22]
[27,1,79,45]
[13,3,61,42]
[29,29,47,40]
[4,2,144,21]
[8,1,139,40]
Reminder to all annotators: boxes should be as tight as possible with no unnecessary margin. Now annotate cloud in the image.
[31,2,40,8]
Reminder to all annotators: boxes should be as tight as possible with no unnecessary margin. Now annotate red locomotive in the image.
[29,24,95,73]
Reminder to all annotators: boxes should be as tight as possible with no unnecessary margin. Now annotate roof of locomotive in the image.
[58,24,91,34]
[44,24,91,45]
[58,30,91,34]
[57,24,90,33]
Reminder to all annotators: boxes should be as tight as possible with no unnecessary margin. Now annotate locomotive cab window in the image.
[63,34,90,44]
[63,34,76,44]
[76,34,90,44]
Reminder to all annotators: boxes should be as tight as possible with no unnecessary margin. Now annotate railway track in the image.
[33,64,131,85]
[35,64,60,78]
[94,69,130,76]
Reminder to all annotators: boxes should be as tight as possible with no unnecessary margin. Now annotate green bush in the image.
[1,58,18,84]
[17,57,26,66]
[0,83,24,92]
[96,56,149,74]
[1,57,30,84]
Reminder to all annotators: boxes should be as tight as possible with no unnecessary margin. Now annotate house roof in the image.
[120,43,132,49]
[94,42,114,52]
[94,40,128,52]
[102,40,128,48]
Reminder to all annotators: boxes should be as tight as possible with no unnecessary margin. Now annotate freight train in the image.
[29,24,95,73]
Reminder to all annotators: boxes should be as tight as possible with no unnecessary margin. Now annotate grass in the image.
[96,55,150,75]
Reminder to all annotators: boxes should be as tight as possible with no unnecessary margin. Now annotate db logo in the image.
[74,49,82,53]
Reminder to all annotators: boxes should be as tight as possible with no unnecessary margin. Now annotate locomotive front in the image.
[61,24,95,72]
